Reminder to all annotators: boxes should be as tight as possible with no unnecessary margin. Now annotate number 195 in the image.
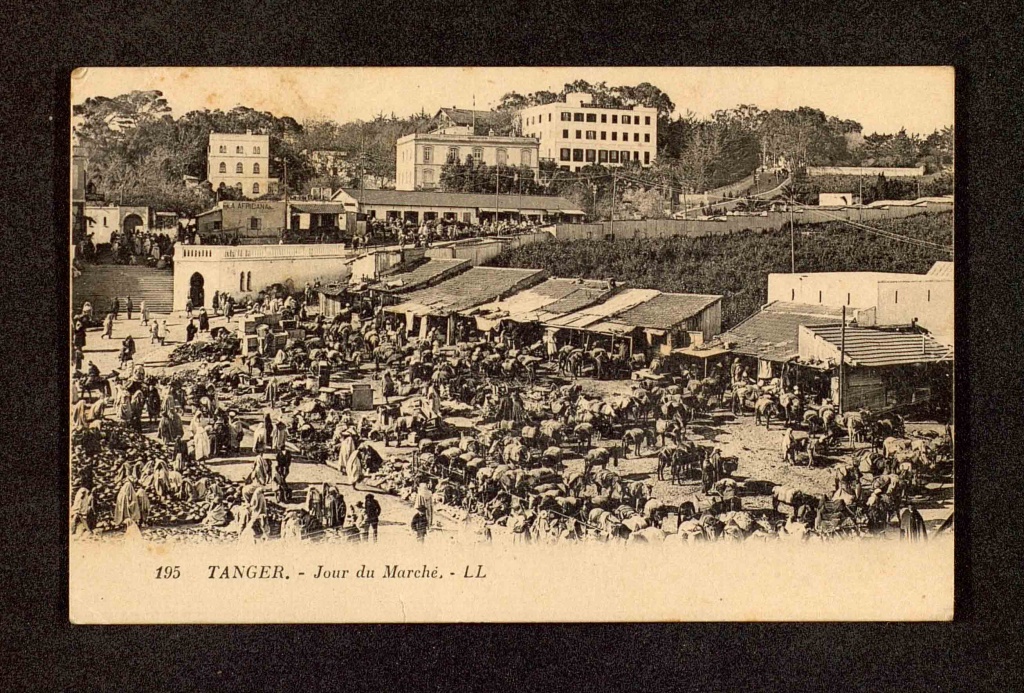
[155,566,181,579]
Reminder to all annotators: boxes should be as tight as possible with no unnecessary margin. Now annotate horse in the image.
[754,396,779,428]
[622,427,656,457]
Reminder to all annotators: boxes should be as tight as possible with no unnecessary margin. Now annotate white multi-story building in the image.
[395,132,540,191]
[517,92,658,171]
[207,131,278,198]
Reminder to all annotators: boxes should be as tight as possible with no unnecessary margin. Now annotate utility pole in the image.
[859,177,863,221]
[495,166,500,224]
[611,172,617,233]
[839,305,847,414]
[789,202,795,273]
[283,159,289,236]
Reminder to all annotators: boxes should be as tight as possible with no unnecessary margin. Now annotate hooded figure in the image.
[414,482,434,528]
[113,479,149,529]
[158,407,184,445]
[191,414,212,461]
[70,488,95,535]
[346,443,364,490]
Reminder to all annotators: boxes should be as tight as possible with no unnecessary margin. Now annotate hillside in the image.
[488,211,953,329]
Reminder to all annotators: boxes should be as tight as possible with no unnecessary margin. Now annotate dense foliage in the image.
[488,211,953,330]
[787,170,954,204]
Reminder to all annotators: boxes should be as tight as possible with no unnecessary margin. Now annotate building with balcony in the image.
[517,92,658,171]
[207,131,279,198]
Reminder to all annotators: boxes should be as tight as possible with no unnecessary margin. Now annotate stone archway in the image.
[122,213,144,234]
[189,272,205,308]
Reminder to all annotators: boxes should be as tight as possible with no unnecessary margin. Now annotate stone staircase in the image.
[73,265,175,314]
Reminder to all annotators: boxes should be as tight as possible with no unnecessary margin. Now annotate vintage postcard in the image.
[69,67,954,623]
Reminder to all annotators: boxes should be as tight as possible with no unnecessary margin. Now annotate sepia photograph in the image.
[68,66,955,622]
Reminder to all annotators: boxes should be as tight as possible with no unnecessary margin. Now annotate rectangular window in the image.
[634,133,640,142]
[644,151,650,164]
[601,114,607,123]
[585,149,596,162]
[819,291,823,303]
[598,150,608,163]
[644,133,651,143]
[560,148,571,161]
[895,291,898,304]
[609,151,619,163]
[847,293,851,305]
[561,112,571,121]
[473,147,483,160]
[612,132,618,141]
[600,131,606,140]
[423,146,432,164]
[928,289,931,301]
[586,113,596,122]
[623,115,631,125]
[574,113,584,122]
[633,151,639,161]
[463,212,472,223]
[586,130,596,140]
[576,130,582,139]
[612,115,618,124]
[645,116,651,125]
[548,114,552,122]
[623,132,628,141]
[250,217,261,230]
[791,289,795,300]
[563,129,569,138]
[621,150,630,162]
[572,149,583,162]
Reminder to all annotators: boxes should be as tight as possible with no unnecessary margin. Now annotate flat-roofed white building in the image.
[207,131,279,198]
[396,132,540,191]
[517,92,658,171]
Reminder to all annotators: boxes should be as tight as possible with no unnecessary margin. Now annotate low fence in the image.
[550,205,951,242]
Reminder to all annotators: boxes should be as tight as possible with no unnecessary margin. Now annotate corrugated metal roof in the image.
[927,261,954,279]
[334,188,581,212]
[367,258,470,294]
[804,324,953,367]
[387,267,546,315]
[719,302,845,362]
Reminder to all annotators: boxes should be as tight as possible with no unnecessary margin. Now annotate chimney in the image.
[246,129,252,135]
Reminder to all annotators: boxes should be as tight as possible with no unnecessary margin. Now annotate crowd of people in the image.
[70,279,950,546]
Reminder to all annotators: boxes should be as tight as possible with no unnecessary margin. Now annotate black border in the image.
[4,1,1023,689]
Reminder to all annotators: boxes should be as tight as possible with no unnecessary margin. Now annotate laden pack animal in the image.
[622,427,656,457]
[754,395,780,428]
[778,392,804,425]
[771,485,818,519]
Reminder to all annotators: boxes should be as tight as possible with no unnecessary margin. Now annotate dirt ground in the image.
[79,312,953,537]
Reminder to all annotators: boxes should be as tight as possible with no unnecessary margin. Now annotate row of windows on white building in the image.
[215,145,261,155]
[217,162,262,174]
[219,182,263,194]
[417,146,532,167]
[556,129,651,143]
[522,112,653,126]
[558,148,651,165]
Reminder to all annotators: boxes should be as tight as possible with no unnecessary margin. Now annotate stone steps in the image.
[73,265,175,314]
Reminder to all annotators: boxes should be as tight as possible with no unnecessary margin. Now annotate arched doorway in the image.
[189,272,205,308]
[122,213,144,234]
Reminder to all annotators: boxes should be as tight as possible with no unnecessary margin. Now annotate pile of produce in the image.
[71,420,242,531]
[364,457,419,496]
[168,333,241,366]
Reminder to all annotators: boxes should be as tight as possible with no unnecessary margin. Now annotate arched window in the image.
[521,149,532,166]
[236,146,244,154]
[252,163,260,174]
[236,162,244,174]
[219,162,227,174]
[240,272,245,291]
[219,145,227,153]
[252,182,260,195]
[246,272,252,291]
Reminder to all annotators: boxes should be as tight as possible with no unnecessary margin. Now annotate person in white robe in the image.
[345,442,364,490]
[191,414,212,461]
[414,482,434,528]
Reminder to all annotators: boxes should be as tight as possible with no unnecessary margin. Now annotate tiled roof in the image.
[438,108,495,127]
[388,267,547,315]
[803,324,953,367]
[334,188,582,213]
[719,302,845,362]
[289,202,347,214]
[927,261,954,279]
[367,259,470,294]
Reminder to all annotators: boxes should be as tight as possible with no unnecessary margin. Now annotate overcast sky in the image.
[71,66,953,136]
